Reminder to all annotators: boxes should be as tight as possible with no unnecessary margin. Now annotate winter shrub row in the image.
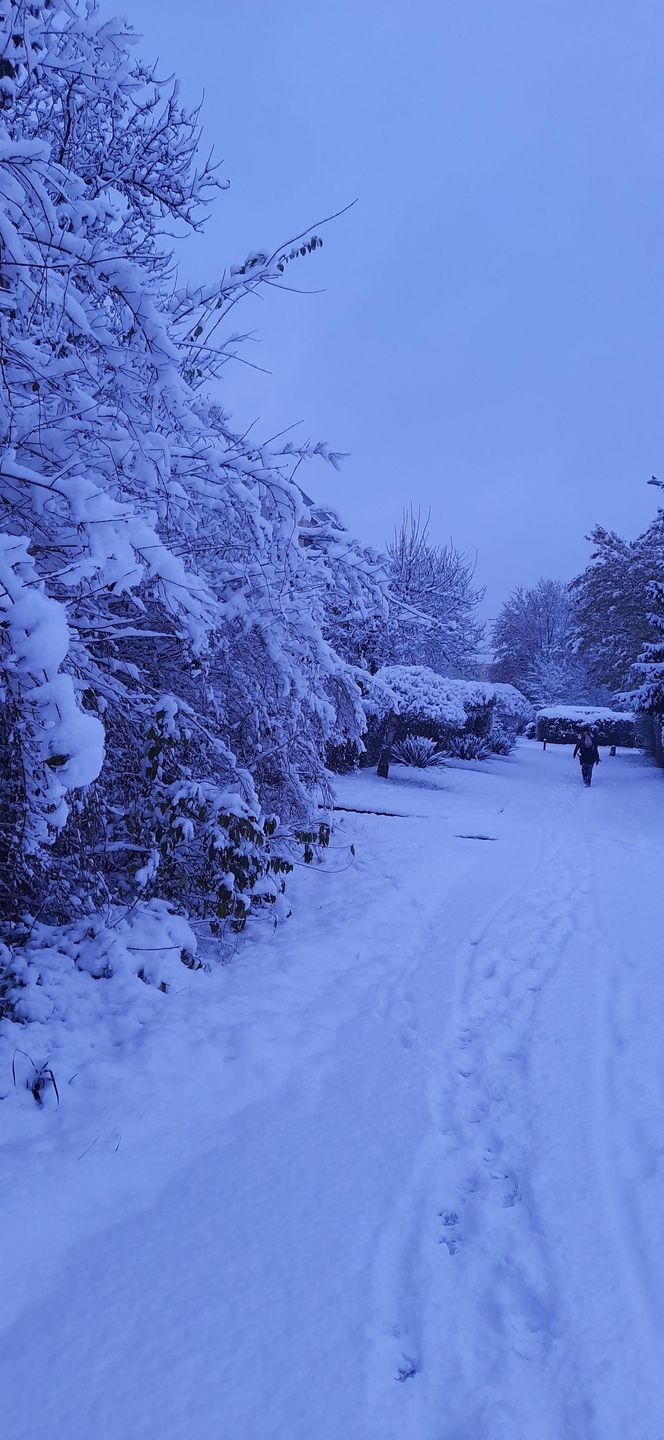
[535,707,638,748]
[347,667,531,771]
[0,1,388,1016]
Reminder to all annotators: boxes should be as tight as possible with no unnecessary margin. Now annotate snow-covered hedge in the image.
[347,668,531,768]
[375,667,468,733]
[487,684,532,734]
[0,0,395,1068]
[0,0,383,964]
[535,707,638,747]
[426,678,531,754]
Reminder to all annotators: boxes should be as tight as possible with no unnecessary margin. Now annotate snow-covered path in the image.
[1,743,663,1440]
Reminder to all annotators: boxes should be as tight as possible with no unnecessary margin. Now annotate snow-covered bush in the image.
[392,736,446,769]
[0,0,367,981]
[362,667,518,764]
[481,683,531,754]
[447,734,489,761]
[488,683,532,736]
[373,667,466,745]
[486,722,513,756]
[535,707,637,747]
[437,678,495,741]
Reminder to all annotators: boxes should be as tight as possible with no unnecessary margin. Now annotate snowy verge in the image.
[0,759,495,1319]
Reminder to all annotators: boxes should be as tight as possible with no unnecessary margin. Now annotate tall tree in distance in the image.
[375,509,485,676]
[491,578,589,704]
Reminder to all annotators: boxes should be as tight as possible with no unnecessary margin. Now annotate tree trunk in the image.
[377,747,391,779]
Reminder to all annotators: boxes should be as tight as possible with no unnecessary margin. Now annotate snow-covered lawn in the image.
[1,741,663,1440]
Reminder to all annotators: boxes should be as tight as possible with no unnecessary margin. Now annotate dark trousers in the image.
[581,762,594,785]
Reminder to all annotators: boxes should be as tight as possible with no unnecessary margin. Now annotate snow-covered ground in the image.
[1,741,663,1440]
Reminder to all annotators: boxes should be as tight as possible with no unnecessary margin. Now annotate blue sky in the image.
[129,0,663,621]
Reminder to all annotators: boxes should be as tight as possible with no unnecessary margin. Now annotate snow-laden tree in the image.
[571,514,664,697]
[523,649,594,709]
[490,578,589,702]
[373,509,485,676]
[0,0,368,941]
[297,498,388,672]
[632,580,664,717]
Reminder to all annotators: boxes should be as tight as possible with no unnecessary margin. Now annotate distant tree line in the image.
[488,510,664,750]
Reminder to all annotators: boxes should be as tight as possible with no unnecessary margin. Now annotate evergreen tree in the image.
[571,514,664,697]
[632,580,664,715]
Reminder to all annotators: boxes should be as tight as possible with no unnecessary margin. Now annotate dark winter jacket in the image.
[573,737,600,766]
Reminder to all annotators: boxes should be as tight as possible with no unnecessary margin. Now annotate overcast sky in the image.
[129,0,663,622]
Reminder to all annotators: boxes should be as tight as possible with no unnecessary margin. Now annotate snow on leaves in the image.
[0,0,380,971]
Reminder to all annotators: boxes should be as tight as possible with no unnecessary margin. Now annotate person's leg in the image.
[581,763,591,785]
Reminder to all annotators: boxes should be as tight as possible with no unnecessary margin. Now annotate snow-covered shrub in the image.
[0,902,203,1088]
[488,683,532,736]
[4,903,197,1020]
[481,684,531,754]
[373,667,466,747]
[392,735,446,769]
[129,698,299,934]
[447,733,489,761]
[0,0,368,975]
[535,707,637,747]
[437,678,495,741]
[487,722,514,756]
[365,667,518,763]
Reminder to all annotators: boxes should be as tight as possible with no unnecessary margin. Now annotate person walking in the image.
[573,729,601,786]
